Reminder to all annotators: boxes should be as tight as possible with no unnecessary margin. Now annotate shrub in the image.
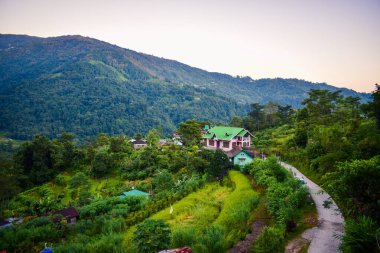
[55,174,66,186]
[133,219,171,253]
[55,243,89,253]
[252,226,284,253]
[171,226,197,248]
[340,216,380,253]
[248,157,308,226]
[88,233,126,253]
[194,225,226,253]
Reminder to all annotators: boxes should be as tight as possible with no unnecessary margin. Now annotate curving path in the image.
[280,162,345,253]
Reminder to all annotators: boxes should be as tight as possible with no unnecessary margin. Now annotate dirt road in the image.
[280,162,345,253]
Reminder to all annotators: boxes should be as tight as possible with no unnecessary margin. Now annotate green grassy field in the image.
[123,171,260,252]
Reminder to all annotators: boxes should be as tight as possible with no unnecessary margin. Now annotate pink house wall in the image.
[204,134,251,151]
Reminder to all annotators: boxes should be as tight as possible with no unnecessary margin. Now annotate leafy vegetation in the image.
[123,170,258,253]
[0,34,370,139]
[214,171,259,247]
[247,157,309,253]
[244,87,380,252]
[134,219,171,253]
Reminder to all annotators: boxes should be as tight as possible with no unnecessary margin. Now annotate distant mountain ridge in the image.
[0,34,371,139]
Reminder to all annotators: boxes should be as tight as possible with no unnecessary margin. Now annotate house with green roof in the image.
[226,146,254,168]
[119,189,150,199]
[202,126,253,151]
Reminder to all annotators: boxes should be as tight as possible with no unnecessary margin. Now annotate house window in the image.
[209,140,215,146]
[223,141,229,148]
[238,158,246,163]
[232,142,237,147]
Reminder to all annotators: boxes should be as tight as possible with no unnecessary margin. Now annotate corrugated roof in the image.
[132,140,147,145]
[53,206,79,218]
[202,126,250,140]
[121,189,149,197]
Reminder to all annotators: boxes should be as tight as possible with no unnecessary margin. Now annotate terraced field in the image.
[124,171,259,252]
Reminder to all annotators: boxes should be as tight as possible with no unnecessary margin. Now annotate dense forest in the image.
[238,86,380,252]
[0,123,313,253]
[0,87,379,252]
[0,34,370,139]
[0,121,265,253]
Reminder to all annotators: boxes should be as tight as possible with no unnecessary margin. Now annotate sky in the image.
[0,0,379,93]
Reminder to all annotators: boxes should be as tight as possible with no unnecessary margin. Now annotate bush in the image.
[88,233,125,253]
[194,225,226,253]
[340,216,380,253]
[133,219,171,253]
[252,226,284,253]
[171,226,197,248]
[55,174,66,186]
[248,157,308,226]
[55,243,89,253]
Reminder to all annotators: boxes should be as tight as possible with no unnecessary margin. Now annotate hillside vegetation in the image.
[0,127,262,253]
[242,87,380,252]
[0,34,370,139]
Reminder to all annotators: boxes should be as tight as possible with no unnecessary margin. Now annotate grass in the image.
[214,171,259,246]
[124,171,260,252]
[123,182,232,251]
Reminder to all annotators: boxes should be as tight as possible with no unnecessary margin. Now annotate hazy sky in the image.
[1,0,379,92]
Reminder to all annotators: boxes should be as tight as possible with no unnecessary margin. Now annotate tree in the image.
[263,102,279,127]
[14,135,57,186]
[95,133,110,147]
[56,132,80,170]
[302,89,341,124]
[109,135,131,153]
[246,103,264,131]
[134,219,171,253]
[146,128,161,147]
[0,162,21,203]
[152,170,175,192]
[177,120,202,147]
[277,105,294,125]
[91,152,114,178]
[208,149,230,178]
[325,156,380,222]
[371,84,380,131]
[70,172,91,189]
[229,116,243,127]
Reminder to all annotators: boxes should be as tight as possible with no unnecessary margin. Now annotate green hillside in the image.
[0,34,370,140]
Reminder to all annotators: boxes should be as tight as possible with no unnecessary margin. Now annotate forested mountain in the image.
[0,34,371,139]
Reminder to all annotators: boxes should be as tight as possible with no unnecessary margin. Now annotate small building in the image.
[202,126,254,151]
[0,219,12,229]
[158,139,168,146]
[52,206,79,224]
[0,217,23,229]
[119,189,150,199]
[130,140,148,149]
[226,146,254,168]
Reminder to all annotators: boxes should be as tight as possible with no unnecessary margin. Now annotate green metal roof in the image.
[120,189,149,198]
[237,130,248,136]
[202,126,251,140]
